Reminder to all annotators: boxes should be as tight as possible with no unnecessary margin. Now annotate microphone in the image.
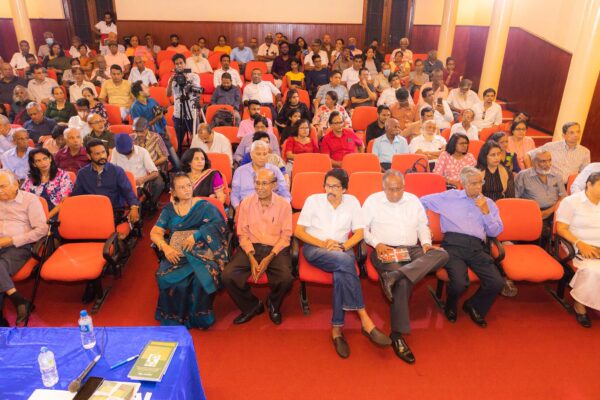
[68,354,101,393]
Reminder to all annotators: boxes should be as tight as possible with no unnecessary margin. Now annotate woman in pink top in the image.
[433,132,477,188]
[507,120,535,170]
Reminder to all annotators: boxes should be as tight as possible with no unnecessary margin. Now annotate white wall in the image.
[114,0,364,23]
[0,0,64,19]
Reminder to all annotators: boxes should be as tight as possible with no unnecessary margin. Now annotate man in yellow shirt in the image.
[99,64,133,122]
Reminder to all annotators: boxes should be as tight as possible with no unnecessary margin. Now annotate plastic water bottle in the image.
[79,310,96,349]
[38,347,59,387]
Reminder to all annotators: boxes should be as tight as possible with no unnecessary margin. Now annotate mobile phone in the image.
[436,97,443,105]
[73,377,104,400]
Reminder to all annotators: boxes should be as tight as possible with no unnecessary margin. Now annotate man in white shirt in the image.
[69,68,97,102]
[128,57,158,86]
[27,65,58,104]
[186,45,213,74]
[111,133,163,204]
[0,116,15,157]
[10,40,35,71]
[450,109,479,140]
[37,32,54,59]
[390,38,413,65]
[242,69,281,118]
[256,34,279,72]
[419,87,452,129]
[295,168,391,358]
[190,123,233,164]
[363,170,448,363]
[304,40,329,71]
[104,41,130,73]
[447,79,479,112]
[213,54,243,88]
[341,57,364,88]
[570,162,600,193]
[472,88,503,130]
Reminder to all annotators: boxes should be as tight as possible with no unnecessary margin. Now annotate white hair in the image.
[63,127,81,138]
[0,115,9,125]
[12,128,29,138]
[250,139,269,152]
[460,166,482,186]
[0,170,18,185]
[420,119,438,134]
[26,101,42,112]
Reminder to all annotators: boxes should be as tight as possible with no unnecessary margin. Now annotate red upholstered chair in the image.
[165,105,174,127]
[213,126,240,145]
[391,154,429,174]
[479,127,497,141]
[205,104,234,124]
[468,139,484,159]
[207,152,233,185]
[566,173,578,195]
[157,50,176,65]
[441,128,451,141]
[341,153,381,175]
[208,52,225,70]
[405,173,446,197]
[108,124,133,134]
[291,172,325,211]
[158,60,175,77]
[244,61,268,81]
[149,86,172,108]
[351,106,378,133]
[290,153,332,180]
[347,172,383,205]
[103,104,123,125]
[199,73,215,104]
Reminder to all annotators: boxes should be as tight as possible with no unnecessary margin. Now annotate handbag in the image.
[168,230,195,253]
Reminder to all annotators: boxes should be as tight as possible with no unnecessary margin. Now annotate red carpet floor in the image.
[6,216,600,400]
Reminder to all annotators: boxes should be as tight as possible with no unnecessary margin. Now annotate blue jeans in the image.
[302,244,365,326]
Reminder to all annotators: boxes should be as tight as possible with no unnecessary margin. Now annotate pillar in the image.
[437,0,459,63]
[553,0,600,141]
[9,0,36,56]
[478,0,514,97]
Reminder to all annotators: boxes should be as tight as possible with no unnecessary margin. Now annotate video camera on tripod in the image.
[174,68,203,96]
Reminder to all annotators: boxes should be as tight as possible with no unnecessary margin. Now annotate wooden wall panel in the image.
[0,19,71,60]
[116,21,365,50]
[582,73,600,162]
[410,24,439,53]
[451,26,488,92]
[498,28,571,133]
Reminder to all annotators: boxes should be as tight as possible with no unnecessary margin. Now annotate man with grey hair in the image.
[0,115,15,157]
[527,121,590,183]
[421,166,504,328]
[0,169,47,326]
[1,129,31,181]
[570,162,600,193]
[363,170,449,363]
[230,139,290,208]
[372,118,410,170]
[55,127,89,173]
[23,101,56,144]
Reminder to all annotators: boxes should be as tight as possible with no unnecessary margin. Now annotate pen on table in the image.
[110,354,139,370]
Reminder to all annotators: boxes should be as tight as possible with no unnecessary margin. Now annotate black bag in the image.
[211,108,234,127]
[404,158,429,174]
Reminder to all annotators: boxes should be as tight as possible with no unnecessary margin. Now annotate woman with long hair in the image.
[487,131,521,174]
[82,87,108,121]
[275,89,310,129]
[507,119,536,170]
[312,90,351,138]
[180,147,226,204]
[433,133,476,188]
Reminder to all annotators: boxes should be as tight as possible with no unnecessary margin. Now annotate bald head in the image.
[384,118,400,137]
[254,168,277,200]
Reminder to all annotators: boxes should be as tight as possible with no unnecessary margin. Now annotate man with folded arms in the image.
[295,168,390,358]
[421,166,504,328]
[223,169,293,325]
[363,170,448,363]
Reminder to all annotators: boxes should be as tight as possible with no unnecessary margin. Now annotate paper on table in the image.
[28,389,76,400]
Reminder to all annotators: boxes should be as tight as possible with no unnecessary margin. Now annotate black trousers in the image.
[371,245,448,334]
[0,245,33,293]
[222,245,293,314]
[441,232,504,317]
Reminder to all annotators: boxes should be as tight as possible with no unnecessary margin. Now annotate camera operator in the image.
[166,53,202,157]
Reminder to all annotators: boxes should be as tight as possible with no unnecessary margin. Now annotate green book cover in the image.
[127,341,178,382]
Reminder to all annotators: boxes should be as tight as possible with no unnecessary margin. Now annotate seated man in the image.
[69,68,97,102]
[128,56,158,86]
[257,34,279,74]
[313,71,349,109]
[421,166,505,327]
[1,129,31,182]
[0,115,15,157]
[99,64,133,121]
[230,140,290,209]
[230,37,254,75]
[349,68,377,109]
[131,117,169,173]
[72,139,139,226]
[223,169,293,325]
[55,127,89,173]
[320,111,364,167]
[305,54,330,98]
[391,38,413,65]
[210,72,242,113]
[130,81,167,135]
[365,105,391,145]
[423,50,444,77]
[389,88,418,130]
[23,53,38,80]
[373,118,410,170]
[242,68,282,119]
[186,44,213,74]
[239,131,288,185]
[378,73,414,107]
[89,56,110,86]
[10,40,35,71]
[447,79,479,113]
[420,87,452,129]
[527,121,590,183]
[236,99,276,139]
[363,170,448,363]
[570,162,600,193]
[213,54,243,88]
[27,65,58,104]
[341,57,365,89]
[165,34,189,54]
[403,106,434,139]
[515,150,566,247]
[294,168,390,358]
[332,47,353,74]
[0,63,27,104]
[112,133,163,206]
[0,170,47,326]
[104,41,131,73]
[304,40,329,71]
[23,102,56,144]
[84,113,115,150]
[191,123,233,164]
[418,68,449,106]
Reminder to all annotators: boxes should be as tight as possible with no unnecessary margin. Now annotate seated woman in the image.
[180,148,226,204]
[43,124,67,155]
[487,131,520,174]
[82,87,108,121]
[507,119,535,170]
[125,35,153,62]
[45,87,77,123]
[60,58,82,85]
[389,51,410,79]
[477,140,515,201]
[408,120,446,166]
[78,44,95,76]
[21,148,73,220]
[283,118,319,174]
[9,85,32,125]
[275,89,310,130]
[556,172,600,328]
[443,57,461,89]
[432,133,476,188]
[279,109,302,144]
[312,90,351,138]
[150,173,229,329]
[213,35,232,55]
[284,58,305,90]
[43,43,71,81]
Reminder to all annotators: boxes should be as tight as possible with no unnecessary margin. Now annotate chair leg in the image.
[90,279,110,314]
[24,263,43,327]
[299,282,310,315]
[428,279,446,311]
[546,279,574,314]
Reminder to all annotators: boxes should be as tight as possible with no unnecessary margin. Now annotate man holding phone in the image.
[419,87,453,129]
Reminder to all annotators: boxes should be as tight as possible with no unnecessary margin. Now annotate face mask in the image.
[45,38,54,45]
[382,69,390,77]
[348,45,356,50]
[171,42,178,47]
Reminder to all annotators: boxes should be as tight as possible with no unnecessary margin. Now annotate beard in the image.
[535,168,551,176]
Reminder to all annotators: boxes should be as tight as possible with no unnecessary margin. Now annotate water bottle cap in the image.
[80,310,88,317]
[40,346,48,353]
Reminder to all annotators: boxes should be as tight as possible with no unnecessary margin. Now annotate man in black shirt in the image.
[365,105,391,145]
[0,64,28,105]
[305,55,330,99]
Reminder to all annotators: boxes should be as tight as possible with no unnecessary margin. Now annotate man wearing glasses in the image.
[83,114,115,152]
[320,111,364,168]
[421,166,504,328]
[295,168,390,358]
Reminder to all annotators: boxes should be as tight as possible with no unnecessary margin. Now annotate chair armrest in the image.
[555,234,576,264]
[291,237,300,277]
[357,241,367,277]
[488,237,505,264]
[102,232,120,264]
[150,242,165,261]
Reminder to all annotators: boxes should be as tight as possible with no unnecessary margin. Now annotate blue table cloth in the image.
[0,326,206,400]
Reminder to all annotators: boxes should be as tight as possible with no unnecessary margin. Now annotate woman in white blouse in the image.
[556,172,600,328]
[472,88,502,130]
[450,108,479,140]
[409,120,446,164]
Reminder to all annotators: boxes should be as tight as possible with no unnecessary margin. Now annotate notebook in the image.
[127,341,178,382]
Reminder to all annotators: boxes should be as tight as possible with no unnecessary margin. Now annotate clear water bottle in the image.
[78,310,96,349]
[38,347,59,387]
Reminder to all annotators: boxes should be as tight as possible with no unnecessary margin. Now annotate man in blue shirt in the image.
[0,128,30,182]
[72,138,139,225]
[421,166,504,328]
[130,81,167,135]
[230,37,254,76]
[372,118,409,170]
[23,102,56,144]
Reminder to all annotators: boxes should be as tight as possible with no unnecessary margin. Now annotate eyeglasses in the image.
[330,121,343,125]
[255,180,276,187]
[325,184,342,190]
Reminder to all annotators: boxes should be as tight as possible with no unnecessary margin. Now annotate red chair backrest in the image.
[208,52,225,70]
[496,198,542,242]
[244,61,268,81]
[207,152,233,184]
[158,59,175,77]
[108,124,133,134]
[479,127,497,142]
[125,171,138,199]
[213,126,239,144]
[199,73,215,94]
[261,74,275,84]
[441,128,451,141]
[103,104,123,125]
[229,61,241,73]
[468,139,484,160]
[405,173,446,197]
[157,50,176,65]
[413,89,420,105]
[291,153,332,180]
[165,105,174,127]
[347,172,383,205]
[351,107,378,132]
[366,140,375,153]
[166,126,177,153]
[197,196,227,221]
[566,173,577,195]
[291,172,325,210]
[149,86,172,108]
[391,154,429,173]
[426,210,444,243]
[58,195,115,239]
[341,153,381,175]
[205,105,234,124]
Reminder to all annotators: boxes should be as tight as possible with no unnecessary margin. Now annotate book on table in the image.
[90,381,141,400]
[127,341,178,382]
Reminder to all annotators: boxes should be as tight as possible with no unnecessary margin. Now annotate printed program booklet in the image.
[127,341,178,382]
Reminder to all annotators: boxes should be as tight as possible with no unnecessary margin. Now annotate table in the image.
[0,326,206,400]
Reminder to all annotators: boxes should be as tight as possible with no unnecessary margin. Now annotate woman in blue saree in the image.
[150,173,229,329]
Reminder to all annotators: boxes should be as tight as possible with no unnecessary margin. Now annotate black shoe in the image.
[266,298,282,325]
[15,300,33,325]
[0,314,9,327]
[361,327,392,347]
[462,303,487,328]
[391,335,415,364]
[233,301,264,325]
[576,313,592,328]
[379,272,395,303]
[332,334,350,358]
[444,306,457,323]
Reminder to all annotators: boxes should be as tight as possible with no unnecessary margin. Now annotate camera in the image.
[152,105,168,116]
[173,68,204,97]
